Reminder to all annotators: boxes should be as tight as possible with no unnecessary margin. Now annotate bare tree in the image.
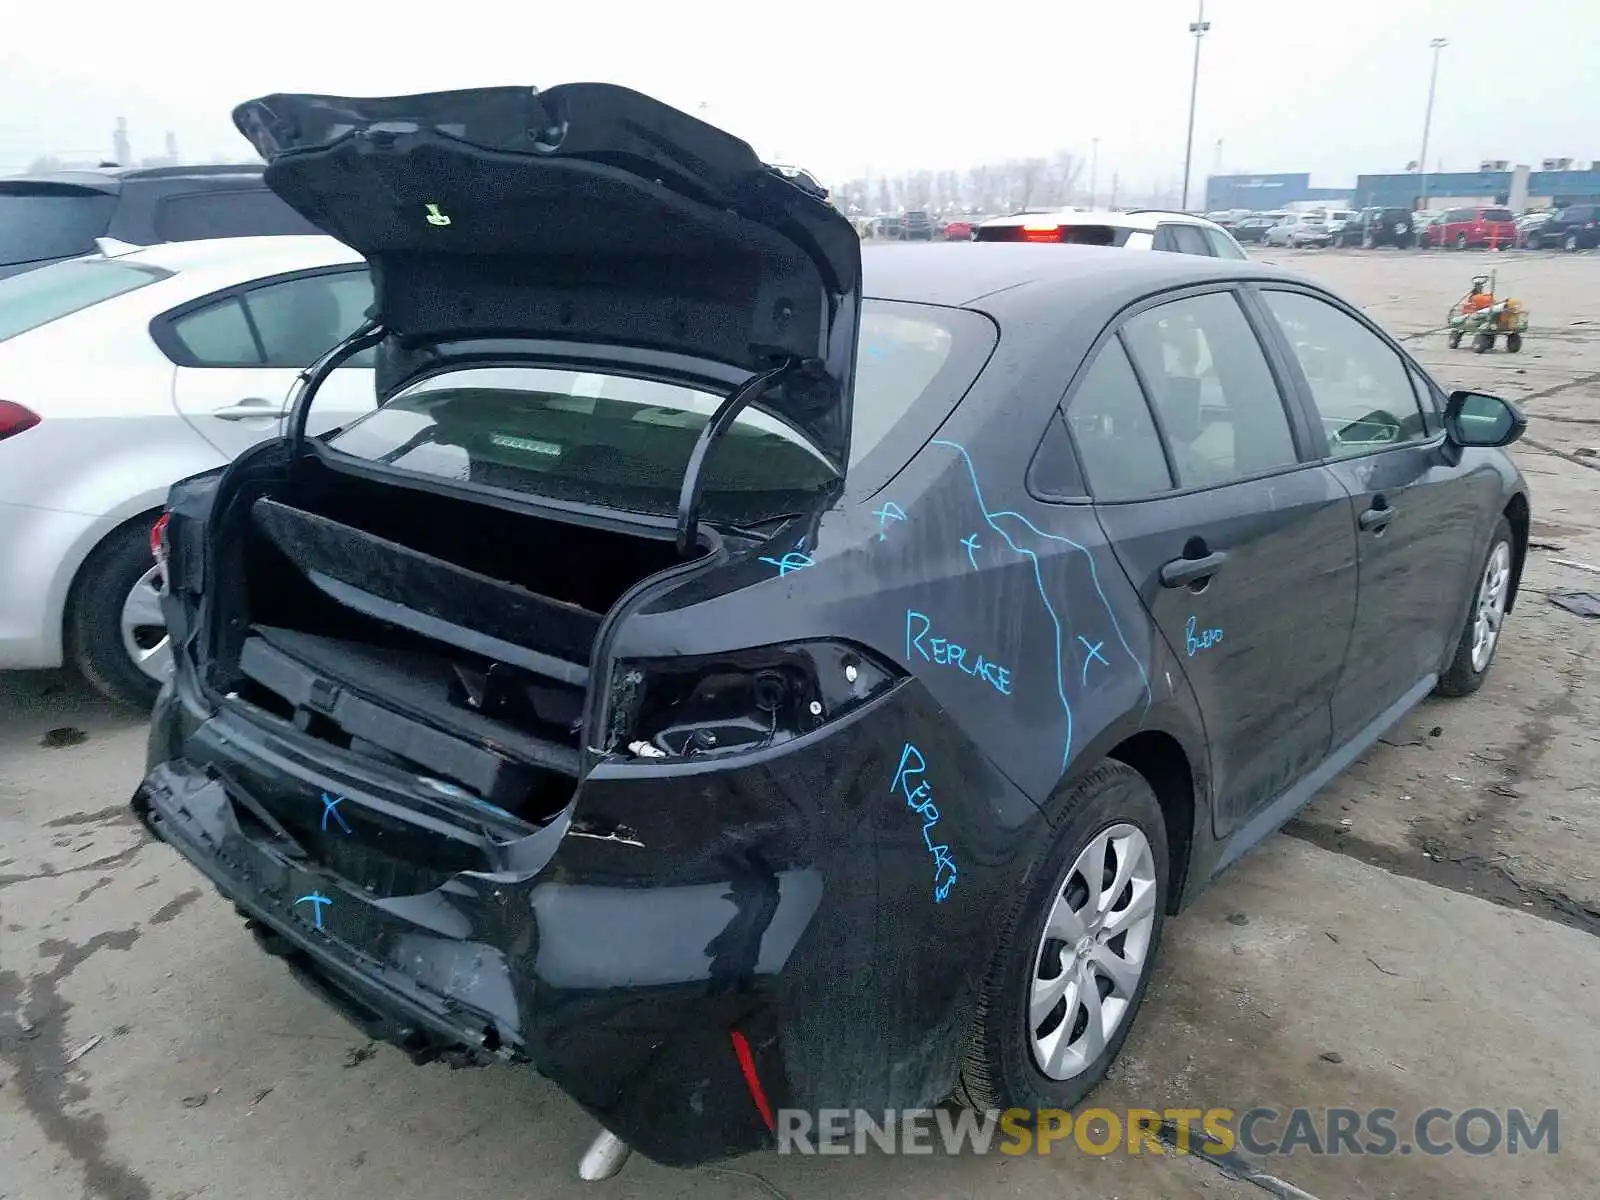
[1048,151,1083,206]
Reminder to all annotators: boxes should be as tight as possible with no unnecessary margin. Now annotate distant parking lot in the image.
[3,244,1597,1200]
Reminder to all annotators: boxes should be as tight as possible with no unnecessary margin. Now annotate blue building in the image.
[1207,167,1600,213]
[1203,173,1349,211]
[1354,168,1600,209]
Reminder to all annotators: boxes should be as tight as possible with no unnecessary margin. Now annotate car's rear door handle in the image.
[212,398,288,422]
[1160,550,1230,588]
[1359,504,1395,532]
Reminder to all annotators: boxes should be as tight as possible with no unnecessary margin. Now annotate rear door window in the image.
[0,258,170,342]
[1063,337,1173,500]
[1170,225,1215,256]
[0,185,117,267]
[1202,227,1247,259]
[1482,208,1515,223]
[164,270,375,367]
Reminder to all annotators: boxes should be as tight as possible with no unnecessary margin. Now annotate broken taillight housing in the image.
[150,512,171,591]
[614,640,902,760]
[0,401,41,442]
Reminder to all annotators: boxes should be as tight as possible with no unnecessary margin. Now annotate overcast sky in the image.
[1,0,1590,190]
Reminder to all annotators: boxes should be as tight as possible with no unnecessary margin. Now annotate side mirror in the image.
[1444,390,1527,448]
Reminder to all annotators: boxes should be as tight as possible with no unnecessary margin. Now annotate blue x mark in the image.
[1078,636,1109,685]
[294,892,332,931]
[960,533,982,569]
[320,792,351,834]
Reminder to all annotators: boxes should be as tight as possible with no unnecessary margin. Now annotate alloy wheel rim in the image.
[120,564,173,684]
[1028,822,1158,1080]
[1470,541,1511,673]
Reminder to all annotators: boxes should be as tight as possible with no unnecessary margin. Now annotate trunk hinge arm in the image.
[674,356,799,556]
[284,320,389,457]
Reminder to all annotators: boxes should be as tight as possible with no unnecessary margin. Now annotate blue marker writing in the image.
[294,891,333,931]
[872,502,907,541]
[759,551,815,576]
[891,742,958,902]
[960,533,982,569]
[1077,636,1109,685]
[905,610,1013,696]
[1185,616,1223,656]
[320,792,351,834]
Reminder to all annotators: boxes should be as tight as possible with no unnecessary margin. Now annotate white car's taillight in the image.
[0,400,40,442]
[150,512,171,589]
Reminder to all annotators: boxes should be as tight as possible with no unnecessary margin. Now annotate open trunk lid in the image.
[232,83,864,473]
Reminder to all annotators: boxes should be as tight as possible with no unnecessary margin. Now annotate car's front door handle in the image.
[212,398,288,422]
[1160,550,1230,588]
[1359,504,1395,532]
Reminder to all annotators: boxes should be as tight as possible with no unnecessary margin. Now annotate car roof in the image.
[862,241,1297,309]
[978,208,1227,234]
[96,234,362,273]
[1,164,267,193]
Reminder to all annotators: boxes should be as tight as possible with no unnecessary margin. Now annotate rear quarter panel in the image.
[597,313,1213,1112]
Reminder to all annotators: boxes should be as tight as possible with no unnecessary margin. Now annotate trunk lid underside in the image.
[234,82,864,472]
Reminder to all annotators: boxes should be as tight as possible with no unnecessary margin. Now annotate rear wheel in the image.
[1473,332,1494,353]
[66,518,170,709]
[955,761,1169,1114]
[1437,518,1514,697]
[1506,332,1523,353]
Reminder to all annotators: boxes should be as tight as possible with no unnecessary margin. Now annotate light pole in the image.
[1416,38,1447,211]
[1090,138,1100,207]
[1180,0,1211,213]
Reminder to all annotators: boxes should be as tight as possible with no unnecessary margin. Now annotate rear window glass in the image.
[0,186,117,267]
[1482,209,1515,222]
[0,258,170,343]
[321,300,996,525]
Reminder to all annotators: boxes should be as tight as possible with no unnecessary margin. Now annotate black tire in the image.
[1448,329,1463,349]
[1436,517,1515,698]
[65,517,167,710]
[955,761,1170,1114]
[1565,233,1579,252]
[1506,332,1523,353]
[1473,332,1494,353]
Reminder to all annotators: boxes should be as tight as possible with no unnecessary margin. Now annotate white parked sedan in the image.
[0,235,376,706]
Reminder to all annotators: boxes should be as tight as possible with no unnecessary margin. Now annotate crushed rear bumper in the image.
[135,671,1038,1166]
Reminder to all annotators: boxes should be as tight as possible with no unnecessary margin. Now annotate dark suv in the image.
[1526,203,1600,251]
[901,209,935,241]
[1342,207,1416,248]
[0,164,316,278]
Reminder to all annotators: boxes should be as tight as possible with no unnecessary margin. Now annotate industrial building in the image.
[1206,161,1600,213]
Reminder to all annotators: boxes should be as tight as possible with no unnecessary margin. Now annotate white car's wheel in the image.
[66,518,171,709]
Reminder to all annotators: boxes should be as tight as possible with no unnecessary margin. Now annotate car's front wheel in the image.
[1436,517,1515,698]
[955,761,1169,1114]
[66,518,170,709]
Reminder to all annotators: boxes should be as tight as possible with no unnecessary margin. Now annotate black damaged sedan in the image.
[135,84,1532,1174]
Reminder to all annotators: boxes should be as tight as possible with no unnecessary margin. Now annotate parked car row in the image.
[1213,202,1594,252]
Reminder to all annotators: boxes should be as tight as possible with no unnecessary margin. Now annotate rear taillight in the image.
[1021,223,1062,243]
[0,401,40,442]
[613,640,902,760]
[150,512,171,580]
